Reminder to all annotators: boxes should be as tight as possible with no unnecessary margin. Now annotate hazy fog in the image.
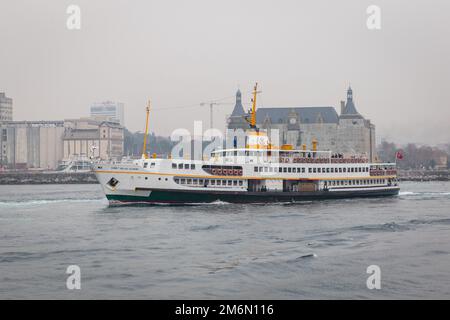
[0,0,449,145]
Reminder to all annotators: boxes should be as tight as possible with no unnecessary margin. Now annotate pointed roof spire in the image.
[347,86,353,101]
[230,89,245,116]
[342,85,360,116]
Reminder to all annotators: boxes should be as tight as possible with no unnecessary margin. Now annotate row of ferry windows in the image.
[174,178,243,187]
[254,166,369,174]
[215,151,270,157]
[172,163,196,170]
[325,179,386,186]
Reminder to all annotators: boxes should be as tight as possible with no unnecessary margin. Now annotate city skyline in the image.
[0,0,449,145]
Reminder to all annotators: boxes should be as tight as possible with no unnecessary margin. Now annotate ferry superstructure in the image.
[93,84,399,204]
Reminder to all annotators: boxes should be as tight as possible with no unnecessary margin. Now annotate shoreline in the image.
[0,172,98,185]
[0,170,449,185]
[397,169,450,182]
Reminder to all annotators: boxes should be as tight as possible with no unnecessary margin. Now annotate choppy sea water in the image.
[0,182,449,299]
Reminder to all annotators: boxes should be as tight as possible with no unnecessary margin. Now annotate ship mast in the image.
[249,82,260,129]
[141,100,151,159]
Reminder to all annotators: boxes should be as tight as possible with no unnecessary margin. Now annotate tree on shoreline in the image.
[378,141,449,170]
[123,128,174,157]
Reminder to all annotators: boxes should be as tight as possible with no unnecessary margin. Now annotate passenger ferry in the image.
[93,84,400,204]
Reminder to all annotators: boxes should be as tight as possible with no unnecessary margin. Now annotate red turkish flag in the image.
[396,150,404,160]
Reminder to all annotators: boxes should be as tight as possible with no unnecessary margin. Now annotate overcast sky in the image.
[0,0,449,145]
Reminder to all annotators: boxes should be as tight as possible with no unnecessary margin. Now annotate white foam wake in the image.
[399,191,450,196]
[399,191,417,196]
[0,198,105,207]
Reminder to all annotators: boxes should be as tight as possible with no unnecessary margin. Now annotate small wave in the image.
[351,222,409,232]
[307,238,352,248]
[0,198,104,207]
[0,251,42,263]
[423,192,450,196]
[190,224,221,231]
[409,218,450,226]
[286,253,317,264]
[296,253,317,260]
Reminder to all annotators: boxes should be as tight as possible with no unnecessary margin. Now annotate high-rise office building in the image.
[0,92,13,121]
[90,101,125,126]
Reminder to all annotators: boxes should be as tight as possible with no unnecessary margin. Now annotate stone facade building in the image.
[227,87,376,161]
[63,118,124,161]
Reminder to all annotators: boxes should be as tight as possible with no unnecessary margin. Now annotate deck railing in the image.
[280,157,369,164]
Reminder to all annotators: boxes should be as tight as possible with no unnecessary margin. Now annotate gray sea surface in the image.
[0,182,449,299]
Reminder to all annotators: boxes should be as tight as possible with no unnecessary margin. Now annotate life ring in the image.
[217,169,222,175]
[228,169,233,175]
[238,169,243,175]
[212,168,217,175]
[234,169,238,175]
